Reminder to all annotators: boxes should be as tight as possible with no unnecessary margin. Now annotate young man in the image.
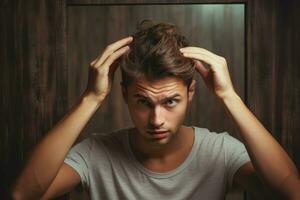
[12,21,300,199]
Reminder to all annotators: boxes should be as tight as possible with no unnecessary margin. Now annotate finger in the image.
[182,51,220,65]
[108,36,133,52]
[181,52,220,70]
[109,57,121,77]
[180,47,222,59]
[194,60,209,78]
[93,36,133,68]
[90,58,97,66]
[101,45,130,74]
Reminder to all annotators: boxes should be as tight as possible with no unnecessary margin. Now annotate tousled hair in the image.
[120,20,196,88]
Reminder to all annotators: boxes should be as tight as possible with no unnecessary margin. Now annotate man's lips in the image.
[147,130,169,139]
[147,130,168,134]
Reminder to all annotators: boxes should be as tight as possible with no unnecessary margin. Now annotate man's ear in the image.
[121,84,128,104]
[188,79,196,103]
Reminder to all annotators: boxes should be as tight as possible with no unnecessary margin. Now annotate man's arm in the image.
[222,91,300,199]
[180,47,300,199]
[11,36,133,199]
[233,161,271,200]
[11,94,102,199]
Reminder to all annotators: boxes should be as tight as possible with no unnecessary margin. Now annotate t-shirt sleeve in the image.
[222,133,250,188]
[64,137,93,188]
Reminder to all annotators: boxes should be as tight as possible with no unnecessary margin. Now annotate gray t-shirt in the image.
[64,126,250,200]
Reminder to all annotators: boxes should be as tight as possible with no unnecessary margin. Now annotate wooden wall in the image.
[1,0,299,199]
[0,0,67,199]
[247,0,300,168]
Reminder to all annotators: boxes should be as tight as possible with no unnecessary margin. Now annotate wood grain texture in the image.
[247,0,300,168]
[246,0,300,198]
[0,0,68,199]
[1,0,300,200]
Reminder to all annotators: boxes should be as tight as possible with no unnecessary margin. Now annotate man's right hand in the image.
[84,36,133,103]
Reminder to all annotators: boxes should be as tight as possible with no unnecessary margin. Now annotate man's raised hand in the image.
[180,47,236,100]
[84,36,133,103]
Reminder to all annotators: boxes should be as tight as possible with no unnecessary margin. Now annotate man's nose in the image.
[149,106,165,128]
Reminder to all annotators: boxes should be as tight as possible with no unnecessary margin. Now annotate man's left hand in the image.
[180,47,236,100]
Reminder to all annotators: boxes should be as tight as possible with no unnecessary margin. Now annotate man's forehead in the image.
[128,76,186,98]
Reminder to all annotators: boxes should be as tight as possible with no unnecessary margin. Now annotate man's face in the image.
[123,76,195,147]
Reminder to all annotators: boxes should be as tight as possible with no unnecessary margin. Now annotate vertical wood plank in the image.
[247,0,300,198]
[247,0,300,168]
[0,0,68,199]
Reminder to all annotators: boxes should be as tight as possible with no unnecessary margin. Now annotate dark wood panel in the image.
[0,0,68,199]
[246,0,300,198]
[247,0,300,168]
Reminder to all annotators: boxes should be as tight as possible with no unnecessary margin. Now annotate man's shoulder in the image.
[73,127,132,149]
[193,126,230,138]
[70,127,133,160]
[193,126,240,147]
[85,127,133,148]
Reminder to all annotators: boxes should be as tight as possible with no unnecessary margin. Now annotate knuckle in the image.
[107,53,117,62]
[89,62,95,67]
[89,59,96,66]
[96,65,107,74]
[90,62,99,68]
[219,57,227,65]
[105,44,112,51]
[104,48,114,56]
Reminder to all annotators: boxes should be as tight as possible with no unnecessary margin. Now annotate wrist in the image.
[81,92,105,109]
[220,91,242,106]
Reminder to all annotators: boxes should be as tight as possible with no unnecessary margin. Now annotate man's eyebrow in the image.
[162,93,182,100]
[133,93,182,101]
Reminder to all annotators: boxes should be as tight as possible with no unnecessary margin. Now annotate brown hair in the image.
[120,20,196,88]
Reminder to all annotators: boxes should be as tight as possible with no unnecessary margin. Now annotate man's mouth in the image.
[147,130,169,139]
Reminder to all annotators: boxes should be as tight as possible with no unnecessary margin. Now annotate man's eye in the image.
[164,99,178,107]
[137,99,150,106]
